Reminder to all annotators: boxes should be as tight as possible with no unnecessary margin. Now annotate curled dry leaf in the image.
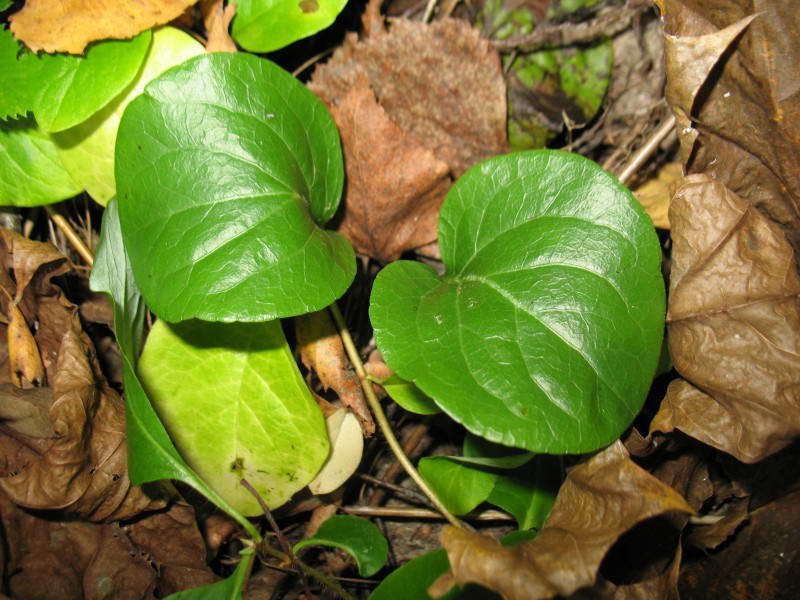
[430,441,693,600]
[660,0,800,248]
[653,176,800,463]
[202,0,238,53]
[309,13,508,261]
[296,309,375,435]
[0,315,165,521]
[0,384,53,438]
[6,300,45,388]
[8,0,196,54]
[308,408,364,495]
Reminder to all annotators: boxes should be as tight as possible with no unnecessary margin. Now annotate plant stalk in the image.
[258,542,356,600]
[328,302,466,530]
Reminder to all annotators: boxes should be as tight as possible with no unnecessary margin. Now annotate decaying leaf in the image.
[296,309,375,435]
[126,501,219,596]
[653,176,800,463]
[8,0,196,53]
[309,9,508,261]
[659,0,800,247]
[430,442,693,600]
[0,384,53,438]
[633,162,681,229]
[328,78,450,262]
[0,315,166,520]
[308,408,363,495]
[202,0,237,53]
[6,300,45,388]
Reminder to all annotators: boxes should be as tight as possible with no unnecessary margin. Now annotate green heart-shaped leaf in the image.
[138,318,330,515]
[294,515,388,577]
[116,52,354,322]
[370,150,665,453]
[0,26,150,131]
[232,0,348,53]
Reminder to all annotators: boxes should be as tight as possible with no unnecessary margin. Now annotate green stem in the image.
[258,542,355,600]
[328,303,466,530]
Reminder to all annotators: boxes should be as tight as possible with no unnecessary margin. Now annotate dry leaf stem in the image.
[328,303,467,530]
[257,543,355,600]
[615,114,676,185]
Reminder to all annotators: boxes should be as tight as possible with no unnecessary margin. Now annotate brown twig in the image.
[358,472,433,507]
[368,422,430,507]
[45,205,94,266]
[492,0,651,53]
[614,114,677,185]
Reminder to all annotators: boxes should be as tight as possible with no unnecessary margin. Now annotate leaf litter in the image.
[2,0,800,597]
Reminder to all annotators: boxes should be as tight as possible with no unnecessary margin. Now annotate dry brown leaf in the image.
[633,162,681,229]
[330,78,450,262]
[6,300,45,388]
[430,441,693,600]
[659,0,800,247]
[0,491,156,599]
[9,0,196,54]
[127,501,218,596]
[295,309,375,435]
[0,384,53,438]
[309,13,507,261]
[0,315,165,521]
[202,0,237,53]
[653,175,800,463]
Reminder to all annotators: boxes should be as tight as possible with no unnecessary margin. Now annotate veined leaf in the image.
[0,27,150,131]
[486,455,561,530]
[369,549,459,600]
[138,318,330,515]
[0,116,81,206]
[294,515,388,577]
[116,52,354,322]
[232,0,348,53]
[370,150,665,453]
[419,457,498,516]
[90,200,259,538]
[53,27,204,206]
[381,374,440,415]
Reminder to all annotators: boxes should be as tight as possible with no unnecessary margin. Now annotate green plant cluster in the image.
[1,11,665,599]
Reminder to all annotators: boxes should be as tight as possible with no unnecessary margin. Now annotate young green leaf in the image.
[294,515,388,577]
[53,27,204,206]
[381,373,440,415]
[418,457,498,516]
[0,27,151,131]
[232,0,348,53]
[165,549,254,600]
[116,52,354,322]
[486,455,561,530]
[138,318,330,515]
[369,549,459,600]
[0,117,81,206]
[90,200,259,539]
[370,150,665,453]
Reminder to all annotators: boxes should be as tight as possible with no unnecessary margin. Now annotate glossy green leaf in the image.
[116,52,354,322]
[90,200,259,539]
[165,549,253,600]
[381,374,440,415]
[0,116,81,206]
[371,150,665,453]
[419,457,498,516]
[294,515,388,577]
[232,0,348,53]
[53,27,204,206]
[369,549,460,600]
[487,455,561,530]
[0,27,150,131]
[138,318,329,515]
[0,1,11,12]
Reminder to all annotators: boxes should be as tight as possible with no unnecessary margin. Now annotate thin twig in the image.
[422,0,438,23]
[368,422,430,507]
[493,0,650,52]
[45,205,94,266]
[614,114,676,185]
[343,505,515,521]
[291,47,334,78]
[358,472,433,507]
[328,303,468,530]
[241,478,312,598]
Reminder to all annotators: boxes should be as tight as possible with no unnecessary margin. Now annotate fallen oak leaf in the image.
[202,0,238,53]
[8,0,196,54]
[430,441,693,600]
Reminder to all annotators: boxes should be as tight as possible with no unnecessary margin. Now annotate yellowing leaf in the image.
[308,409,363,495]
